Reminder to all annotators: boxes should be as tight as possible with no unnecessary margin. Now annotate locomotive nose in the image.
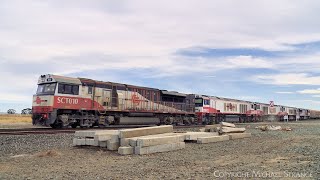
[32,96,51,106]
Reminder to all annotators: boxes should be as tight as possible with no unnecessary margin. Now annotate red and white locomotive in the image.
[32,74,195,128]
[192,95,311,123]
[192,95,264,124]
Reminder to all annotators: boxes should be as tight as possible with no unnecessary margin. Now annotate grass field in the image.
[0,114,32,124]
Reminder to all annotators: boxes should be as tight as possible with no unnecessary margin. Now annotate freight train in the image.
[32,74,320,128]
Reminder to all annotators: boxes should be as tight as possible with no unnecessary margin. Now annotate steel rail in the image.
[0,125,204,135]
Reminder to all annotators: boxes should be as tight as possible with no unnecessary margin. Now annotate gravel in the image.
[0,134,73,157]
[0,121,319,179]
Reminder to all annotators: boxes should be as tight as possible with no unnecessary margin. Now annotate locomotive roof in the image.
[194,94,298,108]
[161,90,187,97]
[52,75,82,84]
[78,77,159,91]
[78,77,188,97]
[38,74,81,85]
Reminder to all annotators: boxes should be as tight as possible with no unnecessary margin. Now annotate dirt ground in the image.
[0,121,319,179]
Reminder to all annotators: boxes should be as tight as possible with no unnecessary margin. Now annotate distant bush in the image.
[7,109,16,114]
[21,108,32,115]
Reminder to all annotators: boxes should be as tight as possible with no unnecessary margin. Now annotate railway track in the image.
[0,125,204,136]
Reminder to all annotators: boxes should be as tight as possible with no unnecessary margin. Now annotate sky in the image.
[1,0,320,113]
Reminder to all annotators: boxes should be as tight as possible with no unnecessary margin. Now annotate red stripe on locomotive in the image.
[53,96,105,110]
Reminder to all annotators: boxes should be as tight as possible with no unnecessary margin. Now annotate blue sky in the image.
[1,0,320,112]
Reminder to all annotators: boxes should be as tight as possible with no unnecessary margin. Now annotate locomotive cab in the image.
[195,97,203,108]
[194,96,211,112]
[32,74,82,127]
[194,95,217,124]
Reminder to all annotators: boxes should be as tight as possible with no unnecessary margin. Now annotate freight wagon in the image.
[310,110,320,119]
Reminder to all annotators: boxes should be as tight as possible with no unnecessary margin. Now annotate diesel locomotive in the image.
[32,74,318,128]
[32,74,196,128]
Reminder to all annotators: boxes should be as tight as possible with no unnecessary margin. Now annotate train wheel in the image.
[50,121,63,129]
[114,115,121,125]
[184,119,191,125]
[215,116,219,124]
[182,116,189,125]
[175,116,183,125]
[202,116,209,125]
[240,116,246,123]
[32,116,36,125]
[209,116,215,125]
[163,116,173,125]
[220,115,226,123]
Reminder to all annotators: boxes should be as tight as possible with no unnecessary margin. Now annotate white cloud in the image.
[224,56,274,69]
[1,0,320,108]
[203,75,216,78]
[275,91,294,94]
[302,100,320,105]
[312,95,320,97]
[1,0,320,73]
[235,96,261,101]
[2,0,320,62]
[0,93,32,102]
[269,53,320,74]
[253,73,320,85]
[283,99,320,109]
[298,88,320,94]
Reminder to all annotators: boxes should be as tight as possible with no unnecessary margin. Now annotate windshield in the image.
[195,98,203,107]
[36,83,57,95]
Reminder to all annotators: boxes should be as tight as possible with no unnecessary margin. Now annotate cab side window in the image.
[58,84,79,95]
[64,85,72,94]
[72,85,79,95]
[88,86,93,94]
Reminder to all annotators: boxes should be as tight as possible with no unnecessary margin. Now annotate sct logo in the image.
[57,97,79,105]
[34,97,46,104]
[131,94,141,105]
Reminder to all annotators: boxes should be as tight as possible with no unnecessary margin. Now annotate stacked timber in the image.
[117,125,185,155]
[73,130,120,150]
[128,135,186,155]
[214,122,251,139]
[73,124,251,155]
[197,134,230,144]
[184,131,219,140]
[204,124,220,132]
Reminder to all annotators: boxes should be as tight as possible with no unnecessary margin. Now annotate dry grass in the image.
[0,114,32,123]
[35,150,61,157]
